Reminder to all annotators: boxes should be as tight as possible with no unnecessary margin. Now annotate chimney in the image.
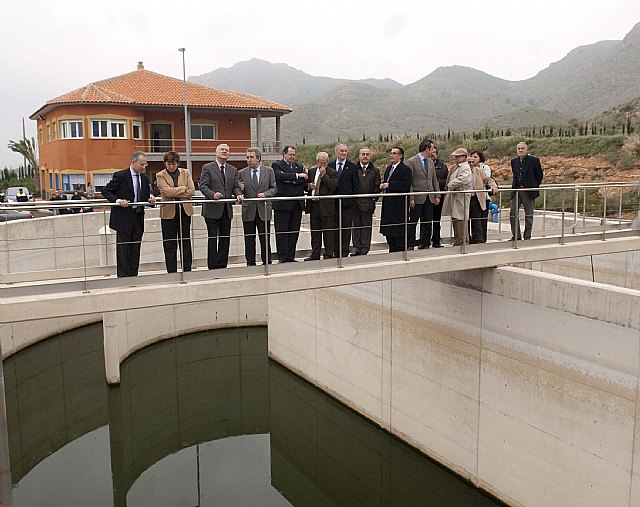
[137,61,144,70]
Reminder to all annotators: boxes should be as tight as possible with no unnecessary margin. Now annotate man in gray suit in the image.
[200,143,242,269]
[405,139,441,249]
[237,147,277,266]
[351,147,381,256]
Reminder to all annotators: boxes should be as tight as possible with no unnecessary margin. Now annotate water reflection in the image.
[3,324,503,506]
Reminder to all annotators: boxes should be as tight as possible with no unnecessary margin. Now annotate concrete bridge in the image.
[2,184,640,506]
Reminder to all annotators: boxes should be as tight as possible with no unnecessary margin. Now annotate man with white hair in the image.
[510,142,543,241]
[304,152,339,261]
[200,143,242,269]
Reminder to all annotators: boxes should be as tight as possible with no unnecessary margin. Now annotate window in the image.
[47,124,51,142]
[93,173,114,193]
[60,120,84,139]
[190,124,216,140]
[52,122,57,141]
[132,121,143,140]
[39,128,43,145]
[91,119,126,139]
[62,174,86,192]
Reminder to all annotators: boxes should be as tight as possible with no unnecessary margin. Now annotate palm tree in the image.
[8,137,39,188]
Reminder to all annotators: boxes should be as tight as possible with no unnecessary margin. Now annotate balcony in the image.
[134,138,284,163]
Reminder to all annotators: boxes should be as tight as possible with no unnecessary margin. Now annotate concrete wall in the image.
[103,295,268,383]
[268,267,640,507]
[529,250,640,290]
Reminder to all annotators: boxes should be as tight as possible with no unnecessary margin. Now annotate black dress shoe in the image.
[417,245,430,250]
[432,243,443,248]
[323,255,334,260]
[509,236,522,241]
[350,251,362,256]
[304,256,320,261]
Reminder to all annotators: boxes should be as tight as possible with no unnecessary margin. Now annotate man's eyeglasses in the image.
[137,161,148,168]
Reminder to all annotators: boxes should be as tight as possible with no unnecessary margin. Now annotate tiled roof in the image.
[43,69,292,112]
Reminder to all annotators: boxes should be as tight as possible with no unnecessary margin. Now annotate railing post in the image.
[403,194,409,261]
[582,188,587,227]
[560,188,565,245]
[513,190,519,249]
[3,211,9,275]
[263,199,269,276]
[542,188,547,231]
[462,191,467,254]
[618,185,623,225]
[178,202,185,284]
[498,189,503,234]
[602,187,608,241]
[338,197,343,268]
[81,211,89,293]
[572,186,579,234]
[103,208,109,270]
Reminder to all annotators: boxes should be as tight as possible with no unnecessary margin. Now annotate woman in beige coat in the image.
[442,148,473,246]
[156,151,196,272]
[468,150,498,243]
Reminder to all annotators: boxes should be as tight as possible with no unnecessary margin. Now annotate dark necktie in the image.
[338,161,343,176]
[252,169,258,187]
[423,158,429,176]
[220,165,226,185]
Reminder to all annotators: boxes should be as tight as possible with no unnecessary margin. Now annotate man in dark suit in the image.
[351,147,380,256]
[200,143,242,269]
[305,151,339,261]
[237,147,277,266]
[379,147,413,252]
[405,139,441,249]
[271,145,307,263]
[510,142,544,240]
[102,151,156,277]
[329,143,359,257]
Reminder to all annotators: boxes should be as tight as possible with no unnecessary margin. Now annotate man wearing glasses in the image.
[103,151,156,277]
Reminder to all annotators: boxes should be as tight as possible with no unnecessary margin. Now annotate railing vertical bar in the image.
[560,189,565,245]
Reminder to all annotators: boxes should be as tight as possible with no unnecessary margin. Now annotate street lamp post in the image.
[178,48,191,173]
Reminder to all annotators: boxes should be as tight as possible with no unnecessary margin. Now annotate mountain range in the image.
[191,22,640,143]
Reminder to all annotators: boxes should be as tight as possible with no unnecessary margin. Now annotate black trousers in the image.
[351,208,374,254]
[309,204,335,259]
[469,196,487,243]
[386,235,405,253]
[409,201,434,247]
[431,196,444,246]
[205,207,231,269]
[161,206,192,273]
[274,207,302,262]
[332,203,353,257]
[510,192,536,240]
[243,217,271,266]
[115,212,144,277]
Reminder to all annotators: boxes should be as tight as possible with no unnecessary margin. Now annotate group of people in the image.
[101,141,543,277]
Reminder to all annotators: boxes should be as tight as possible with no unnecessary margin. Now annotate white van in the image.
[5,187,32,202]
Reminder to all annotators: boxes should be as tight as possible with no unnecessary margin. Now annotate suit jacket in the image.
[156,167,195,219]
[510,154,543,199]
[102,168,151,231]
[355,163,381,213]
[307,165,339,216]
[329,159,359,208]
[238,164,277,222]
[199,160,241,219]
[405,154,440,205]
[379,162,412,237]
[271,159,306,212]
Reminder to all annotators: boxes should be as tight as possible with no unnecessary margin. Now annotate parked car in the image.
[5,187,32,202]
[0,208,33,221]
[64,192,93,213]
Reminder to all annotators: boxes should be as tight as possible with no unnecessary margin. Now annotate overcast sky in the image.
[1,0,637,169]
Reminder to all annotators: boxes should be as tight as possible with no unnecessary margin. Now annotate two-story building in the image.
[30,62,292,196]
